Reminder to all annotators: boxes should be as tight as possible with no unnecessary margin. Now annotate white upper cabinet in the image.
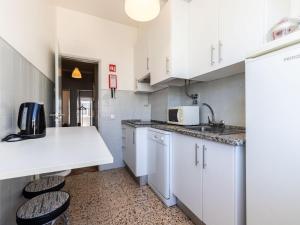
[189,0,219,77]
[148,0,189,85]
[189,0,264,80]
[218,0,264,68]
[134,0,295,84]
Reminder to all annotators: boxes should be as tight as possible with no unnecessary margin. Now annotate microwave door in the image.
[169,109,179,122]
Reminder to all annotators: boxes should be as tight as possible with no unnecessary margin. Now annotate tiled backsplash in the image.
[148,88,169,121]
[98,90,150,170]
[149,74,245,126]
[148,87,183,122]
[0,37,54,225]
[182,74,245,126]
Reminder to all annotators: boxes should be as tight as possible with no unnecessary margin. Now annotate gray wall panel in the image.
[0,37,54,225]
[148,88,169,121]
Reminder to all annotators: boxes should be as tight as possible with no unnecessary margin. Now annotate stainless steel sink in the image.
[184,125,245,135]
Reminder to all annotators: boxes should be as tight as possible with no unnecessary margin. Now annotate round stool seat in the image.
[23,176,65,199]
[16,191,70,225]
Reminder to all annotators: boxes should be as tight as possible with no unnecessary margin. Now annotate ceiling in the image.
[55,0,167,27]
[55,0,137,27]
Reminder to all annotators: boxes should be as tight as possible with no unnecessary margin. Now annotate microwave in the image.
[168,106,200,126]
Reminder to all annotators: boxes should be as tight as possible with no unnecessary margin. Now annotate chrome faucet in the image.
[202,103,225,127]
[202,103,216,124]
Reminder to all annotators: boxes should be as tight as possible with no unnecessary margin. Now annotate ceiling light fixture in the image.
[125,0,160,22]
[72,67,82,79]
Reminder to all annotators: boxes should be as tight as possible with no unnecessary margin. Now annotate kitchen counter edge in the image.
[121,121,245,147]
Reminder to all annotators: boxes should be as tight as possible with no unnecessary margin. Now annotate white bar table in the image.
[0,126,113,180]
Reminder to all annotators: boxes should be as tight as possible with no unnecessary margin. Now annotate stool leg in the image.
[62,213,69,225]
[44,220,56,225]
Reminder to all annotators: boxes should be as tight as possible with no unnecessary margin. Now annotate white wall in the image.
[56,7,137,91]
[0,0,56,80]
[0,36,54,225]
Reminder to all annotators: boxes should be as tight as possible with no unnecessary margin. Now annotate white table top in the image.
[0,126,113,180]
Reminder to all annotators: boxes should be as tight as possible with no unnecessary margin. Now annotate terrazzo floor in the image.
[62,168,194,225]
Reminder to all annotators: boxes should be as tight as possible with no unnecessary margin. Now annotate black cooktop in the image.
[129,120,163,126]
[132,121,159,125]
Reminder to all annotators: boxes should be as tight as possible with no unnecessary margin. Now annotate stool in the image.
[23,176,65,199]
[16,191,70,225]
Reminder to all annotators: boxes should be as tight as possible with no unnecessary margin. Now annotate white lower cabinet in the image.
[173,133,245,225]
[122,125,148,177]
[173,134,203,219]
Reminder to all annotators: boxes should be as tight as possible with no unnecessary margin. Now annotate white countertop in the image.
[0,126,113,180]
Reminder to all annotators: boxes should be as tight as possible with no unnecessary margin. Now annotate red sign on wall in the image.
[109,64,116,73]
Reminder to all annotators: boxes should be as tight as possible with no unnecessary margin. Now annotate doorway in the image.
[77,90,93,127]
[61,57,99,128]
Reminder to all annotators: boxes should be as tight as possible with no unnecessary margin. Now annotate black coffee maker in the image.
[2,102,46,142]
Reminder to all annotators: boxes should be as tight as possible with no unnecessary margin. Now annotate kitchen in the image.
[0,0,299,225]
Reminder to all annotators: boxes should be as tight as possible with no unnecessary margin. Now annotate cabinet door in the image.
[189,0,219,77]
[135,128,148,177]
[124,126,131,166]
[169,0,189,78]
[134,24,150,80]
[125,127,136,174]
[122,126,127,164]
[202,140,235,225]
[219,0,264,67]
[173,134,203,219]
[148,1,171,85]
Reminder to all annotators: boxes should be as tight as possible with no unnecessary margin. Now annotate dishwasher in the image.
[148,128,176,206]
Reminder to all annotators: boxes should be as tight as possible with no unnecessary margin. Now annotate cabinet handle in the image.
[202,145,207,169]
[146,57,149,70]
[133,131,135,144]
[218,41,223,63]
[195,143,199,166]
[166,57,170,74]
[210,45,215,66]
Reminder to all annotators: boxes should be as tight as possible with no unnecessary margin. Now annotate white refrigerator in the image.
[246,43,300,225]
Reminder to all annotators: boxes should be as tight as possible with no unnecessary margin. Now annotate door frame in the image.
[59,53,102,129]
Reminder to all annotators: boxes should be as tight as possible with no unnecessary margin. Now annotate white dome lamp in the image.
[125,0,160,22]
